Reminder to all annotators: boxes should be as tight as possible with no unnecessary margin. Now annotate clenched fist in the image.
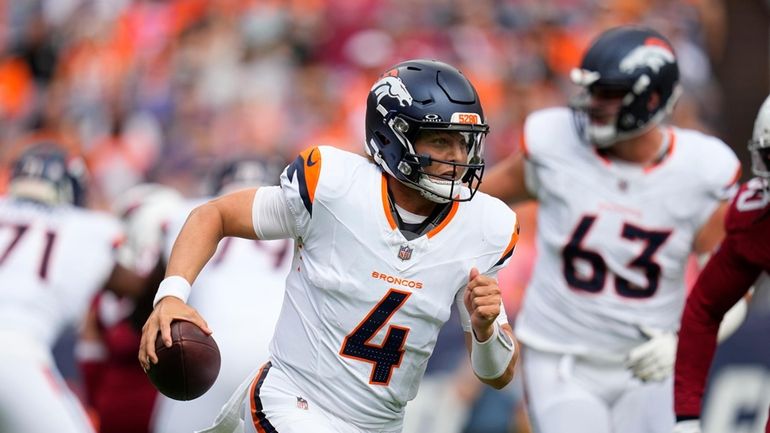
[463,267,502,341]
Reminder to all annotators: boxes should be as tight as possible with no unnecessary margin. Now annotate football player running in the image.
[673,95,770,433]
[0,144,146,433]
[482,26,741,433]
[138,59,521,433]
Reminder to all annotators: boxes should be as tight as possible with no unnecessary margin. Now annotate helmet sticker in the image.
[620,43,675,75]
[450,112,481,124]
[371,76,413,107]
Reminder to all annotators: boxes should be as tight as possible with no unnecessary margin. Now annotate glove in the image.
[625,326,677,382]
[672,419,701,433]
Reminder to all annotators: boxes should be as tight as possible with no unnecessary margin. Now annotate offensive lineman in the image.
[482,26,740,433]
[0,144,144,433]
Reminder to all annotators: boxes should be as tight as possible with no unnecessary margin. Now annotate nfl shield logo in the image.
[398,244,413,261]
[296,396,309,410]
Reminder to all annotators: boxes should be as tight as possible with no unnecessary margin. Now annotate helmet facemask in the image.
[570,77,681,148]
[749,138,770,183]
[749,96,770,187]
[387,116,487,203]
[570,84,628,148]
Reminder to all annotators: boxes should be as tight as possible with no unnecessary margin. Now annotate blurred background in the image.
[0,0,768,432]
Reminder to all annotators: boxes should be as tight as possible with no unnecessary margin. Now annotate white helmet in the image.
[112,183,184,275]
[749,94,770,179]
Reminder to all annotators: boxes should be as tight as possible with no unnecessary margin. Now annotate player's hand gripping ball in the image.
[146,320,221,400]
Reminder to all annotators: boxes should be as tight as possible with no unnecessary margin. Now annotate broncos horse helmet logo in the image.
[619,41,675,74]
[371,76,413,107]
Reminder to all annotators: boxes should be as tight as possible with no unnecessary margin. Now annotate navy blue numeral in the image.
[340,289,411,385]
[615,223,671,298]
[562,216,671,299]
[562,216,605,292]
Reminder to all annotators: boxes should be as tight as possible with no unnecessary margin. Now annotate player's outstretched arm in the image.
[480,152,533,205]
[463,268,519,389]
[138,187,260,370]
[674,241,760,424]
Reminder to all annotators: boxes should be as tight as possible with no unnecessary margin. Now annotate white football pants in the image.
[522,345,674,433]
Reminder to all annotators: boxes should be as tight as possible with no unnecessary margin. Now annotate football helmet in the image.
[749,94,770,181]
[364,59,489,203]
[112,183,183,275]
[208,155,286,196]
[570,26,681,147]
[9,143,88,206]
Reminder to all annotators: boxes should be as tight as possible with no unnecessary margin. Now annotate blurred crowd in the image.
[0,1,739,432]
[0,0,728,203]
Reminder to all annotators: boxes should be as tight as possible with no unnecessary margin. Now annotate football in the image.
[146,320,221,401]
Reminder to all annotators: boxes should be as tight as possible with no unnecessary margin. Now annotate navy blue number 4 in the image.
[340,289,411,385]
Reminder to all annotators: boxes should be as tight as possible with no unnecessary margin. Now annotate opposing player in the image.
[673,95,770,433]
[0,144,145,433]
[139,59,521,433]
[481,26,741,433]
[151,157,292,433]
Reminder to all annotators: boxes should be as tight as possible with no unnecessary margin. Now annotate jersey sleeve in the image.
[725,179,770,233]
[521,108,573,199]
[84,211,125,262]
[453,196,519,333]
[484,200,520,275]
[693,136,741,232]
[279,145,365,240]
[696,135,741,202]
[674,237,761,418]
[279,146,326,239]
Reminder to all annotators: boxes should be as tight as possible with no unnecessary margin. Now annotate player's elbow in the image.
[188,202,225,238]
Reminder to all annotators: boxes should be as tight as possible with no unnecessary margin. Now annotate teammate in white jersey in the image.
[151,156,293,433]
[0,144,145,433]
[138,59,521,433]
[482,26,741,433]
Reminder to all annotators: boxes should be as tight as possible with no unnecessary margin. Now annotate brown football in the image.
[146,320,221,401]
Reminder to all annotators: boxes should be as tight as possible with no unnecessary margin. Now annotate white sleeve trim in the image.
[252,186,296,240]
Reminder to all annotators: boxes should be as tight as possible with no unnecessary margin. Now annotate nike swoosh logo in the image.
[306,149,318,167]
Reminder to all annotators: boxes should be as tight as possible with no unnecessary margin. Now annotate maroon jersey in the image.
[675,178,770,429]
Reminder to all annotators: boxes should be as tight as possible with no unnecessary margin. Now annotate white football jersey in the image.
[515,108,740,360]
[0,198,122,346]
[268,146,519,431]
